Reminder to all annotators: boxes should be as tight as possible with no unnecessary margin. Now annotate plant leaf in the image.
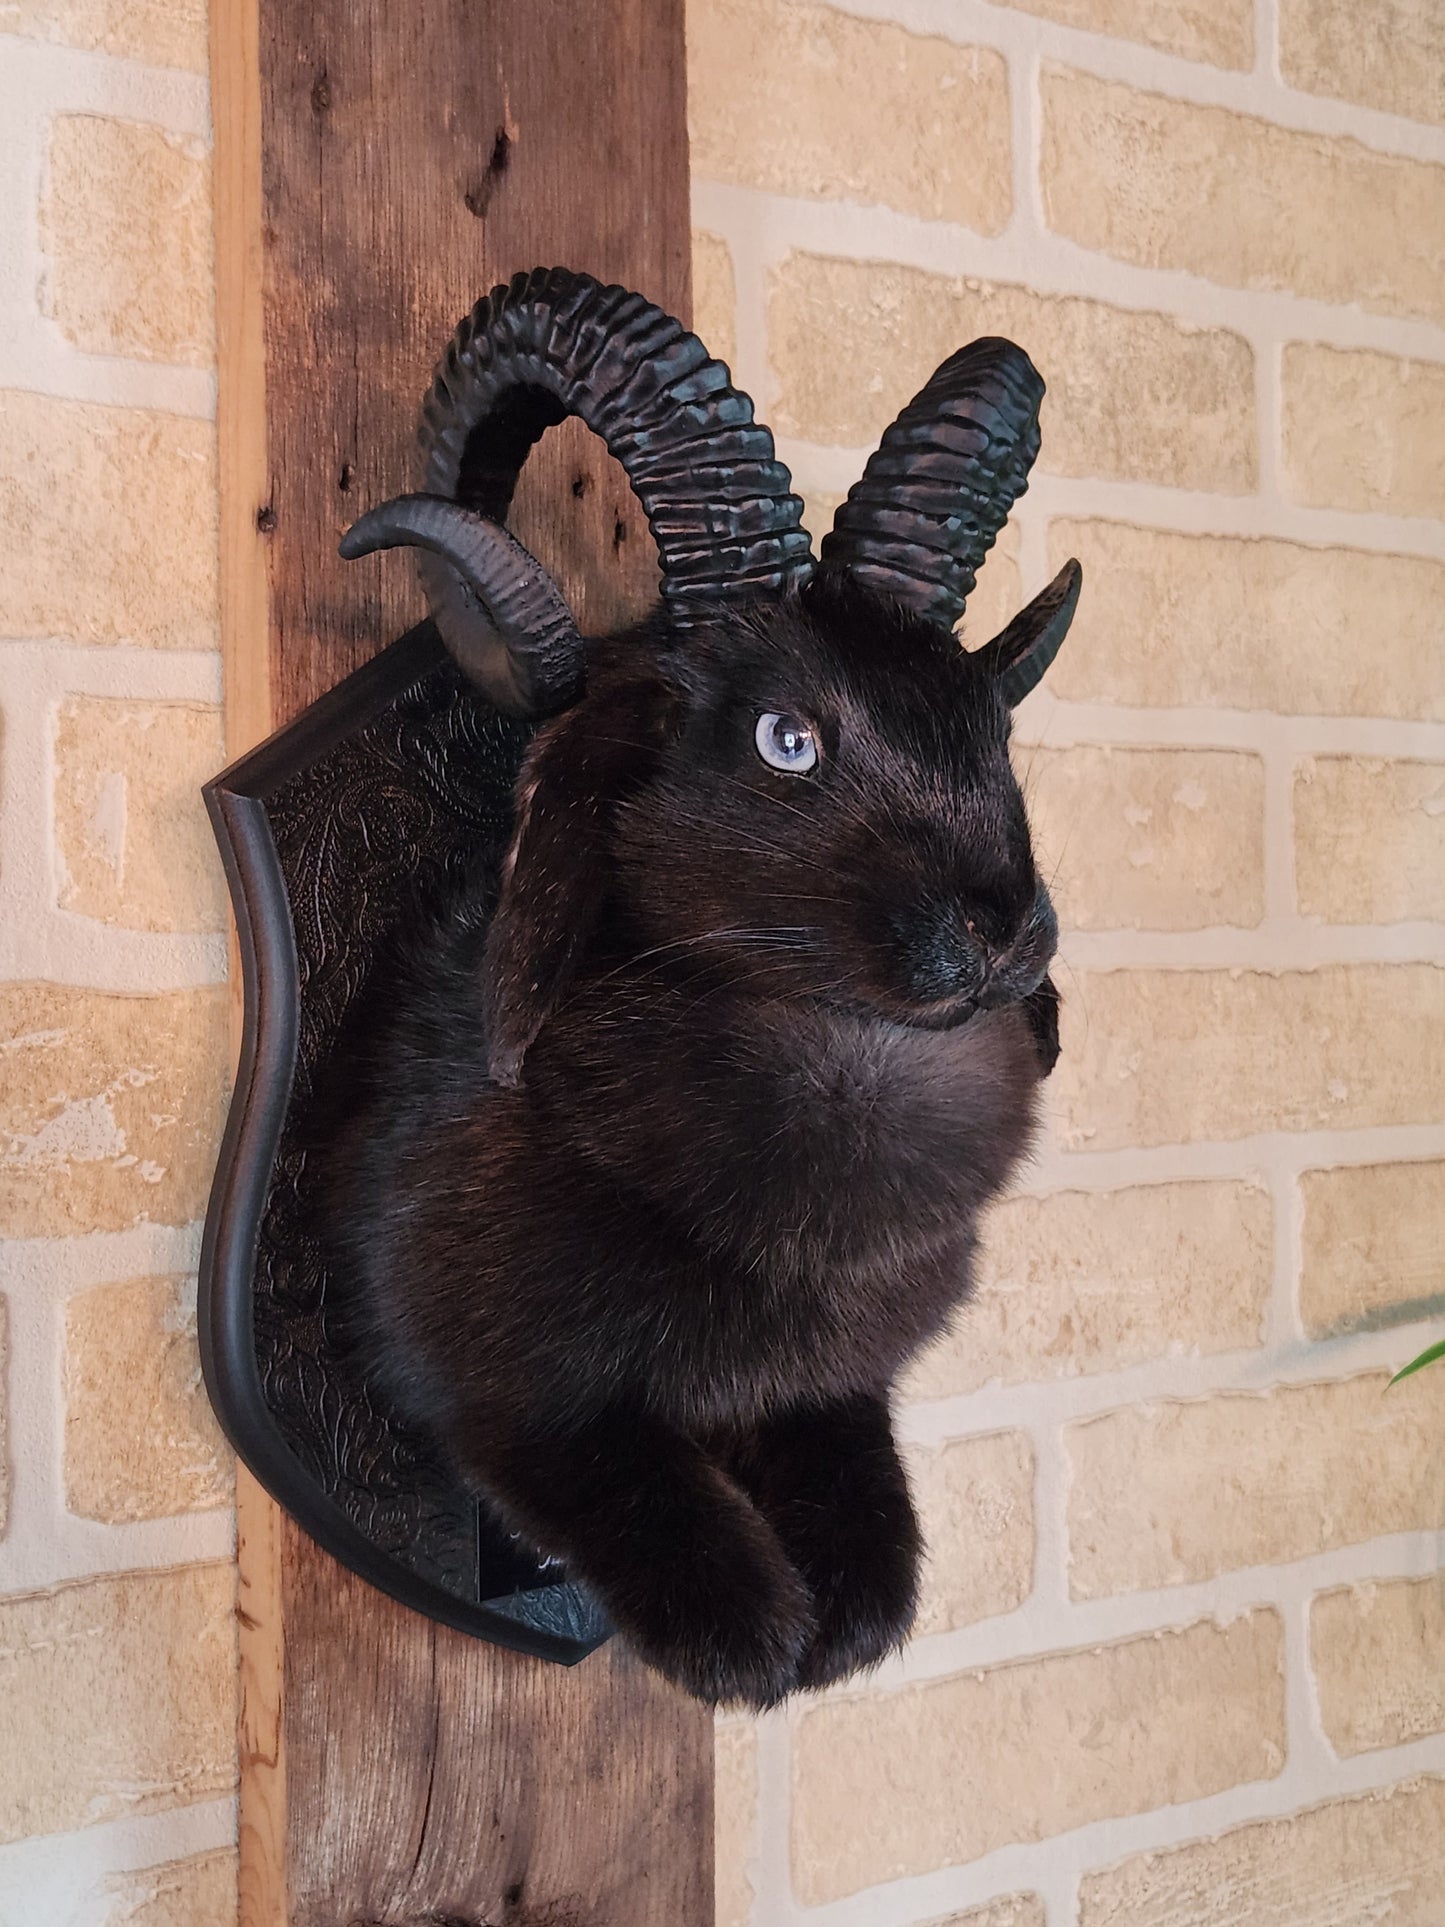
[1389,1338,1445,1387]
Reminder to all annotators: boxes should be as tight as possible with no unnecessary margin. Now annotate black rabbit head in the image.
[340,268,1080,1079]
[610,580,1058,1032]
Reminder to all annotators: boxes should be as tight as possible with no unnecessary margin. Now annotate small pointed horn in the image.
[977,558,1082,706]
[340,494,584,717]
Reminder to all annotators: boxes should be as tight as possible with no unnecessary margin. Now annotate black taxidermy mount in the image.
[199,266,1081,1700]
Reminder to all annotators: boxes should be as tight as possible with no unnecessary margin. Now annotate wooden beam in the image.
[210,4,711,1921]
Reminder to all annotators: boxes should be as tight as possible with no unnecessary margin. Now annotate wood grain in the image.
[210,2,710,1920]
[257,0,690,724]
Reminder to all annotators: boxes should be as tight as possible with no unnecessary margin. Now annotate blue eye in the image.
[755,711,818,775]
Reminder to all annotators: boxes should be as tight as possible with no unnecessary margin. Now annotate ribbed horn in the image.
[424,263,810,610]
[819,338,1045,631]
[339,495,584,717]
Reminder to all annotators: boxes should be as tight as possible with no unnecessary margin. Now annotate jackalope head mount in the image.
[201,267,1080,1696]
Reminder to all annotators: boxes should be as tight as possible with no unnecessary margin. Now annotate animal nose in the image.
[904,916,993,1004]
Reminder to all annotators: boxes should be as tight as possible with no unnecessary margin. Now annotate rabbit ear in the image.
[977,558,1082,706]
[482,675,668,1086]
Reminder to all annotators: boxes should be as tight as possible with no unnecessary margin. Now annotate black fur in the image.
[331,573,1058,1706]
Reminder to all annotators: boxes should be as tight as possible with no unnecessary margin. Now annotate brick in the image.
[791,1611,1283,1903]
[799,485,842,554]
[0,390,219,648]
[691,230,737,372]
[1281,0,1445,127]
[0,0,207,71]
[770,253,1255,493]
[0,1296,8,1537]
[0,982,228,1238]
[689,0,1010,232]
[1053,965,1445,1151]
[1294,756,1445,924]
[1300,1159,1445,1338]
[924,1900,1045,1927]
[54,697,226,933]
[906,1181,1270,1399]
[0,1564,234,1843]
[43,114,214,366]
[715,1722,757,1927]
[1079,1776,1445,1926]
[1313,1576,1445,1757]
[104,1848,236,1927]
[1066,1372,1445,1598]
[998,0,1249,68]
[1023,744,1264,931]
[910,1431,1034,1636]
[1045,519,1445,722]
[1042,69,1445,324]
[1282,343,1445,518]
[65,1274,231,1523]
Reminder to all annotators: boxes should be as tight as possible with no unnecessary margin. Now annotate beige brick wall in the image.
[0,11,236,1922]
[691,0,1445,1918]
[1078,1775,1445,1924]
[3,0,1441,1921]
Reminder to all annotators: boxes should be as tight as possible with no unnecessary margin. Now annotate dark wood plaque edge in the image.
[197,623,601,1665]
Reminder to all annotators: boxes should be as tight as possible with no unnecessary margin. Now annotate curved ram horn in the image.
[976,557,1083,707]
[344,268,812,713]
[339,495,584,718]
[819,336,1045,629]
[342,267,815,713]
[423,267,814,612]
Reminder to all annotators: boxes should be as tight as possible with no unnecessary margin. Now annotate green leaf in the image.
[1389,1338,1445,1387]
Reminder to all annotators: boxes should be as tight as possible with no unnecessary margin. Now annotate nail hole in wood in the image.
[463,126,514,219]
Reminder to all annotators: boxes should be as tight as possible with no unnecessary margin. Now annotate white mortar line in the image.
[0,322,219,419]
[0,1506,237,1598]
[1254,330,1284,504]
[1057,926,1445,968]
[1016,697,1445,757]
[0,36,212,141]
[0,46,48,315]
[1261,730,1297,926]
[0,1223,205,1296]
[789,1732,1445,1927]
[767,445,1445,565]
[0,1222,233,1598]
[1026,1121,1445,1191]
[1281,1591,1333,1799]
[797,0,1445,165]
[1272,1163,1304,1347]
[691,179,1445,372]
[0,642,224,700]
[750,1706,794,1927]
[1254,0,1277,81]
[699,184,777,427]
[0,1796,237,1927]
[1010,36,1044,246]
[0,643,227,987]
[0,922,227,990]
[903,1320,1445,1438]
[1028,1411,1069,1616]
[0,36,216,420]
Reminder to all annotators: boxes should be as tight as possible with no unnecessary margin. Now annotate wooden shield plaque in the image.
[199,620,610,1662]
